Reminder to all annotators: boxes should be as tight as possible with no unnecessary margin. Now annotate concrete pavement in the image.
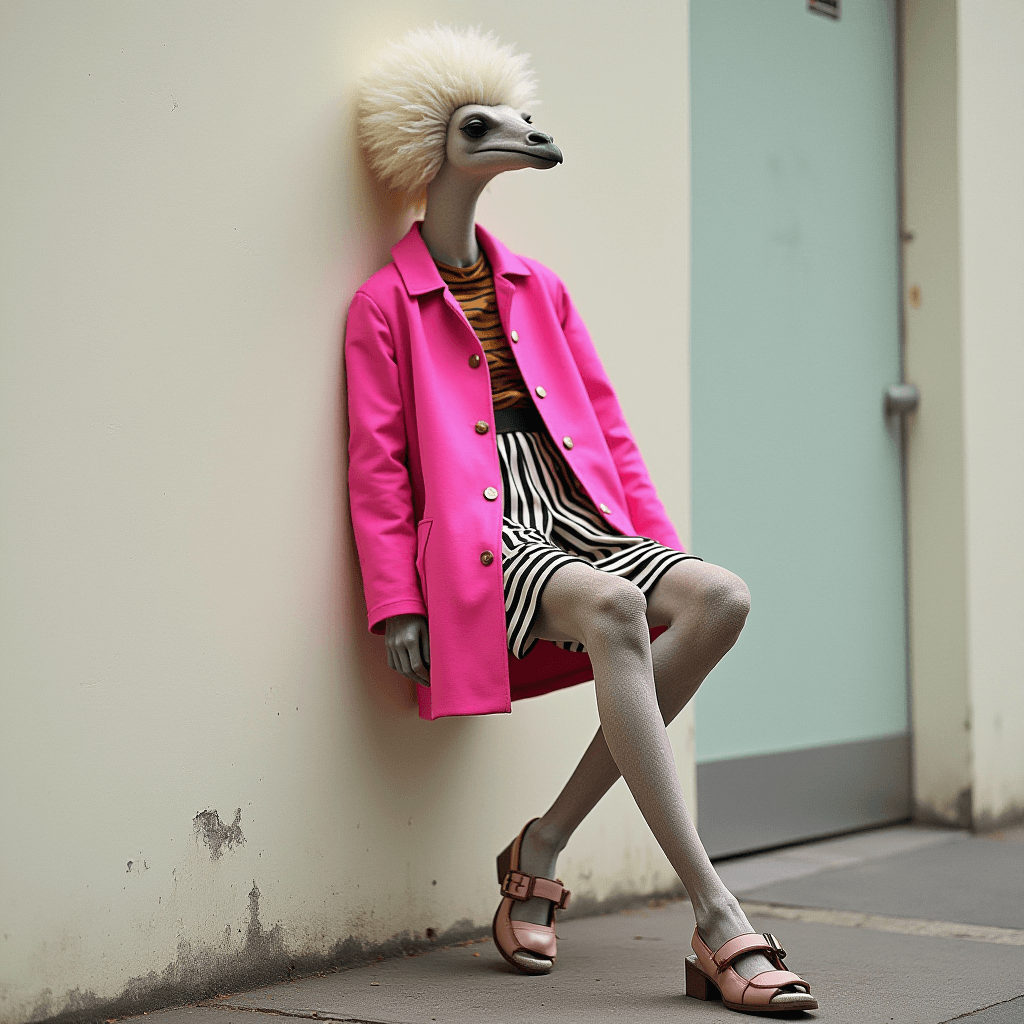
[119,824,1024,1024]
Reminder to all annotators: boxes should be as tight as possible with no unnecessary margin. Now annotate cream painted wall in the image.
[0,3,693,1021]
[903,0,972,826]
[902,0,1024,830]
[956,0,1024,830]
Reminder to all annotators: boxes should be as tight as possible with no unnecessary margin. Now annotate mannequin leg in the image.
[508,560,791,988]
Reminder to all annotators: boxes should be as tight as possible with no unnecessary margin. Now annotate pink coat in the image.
[345,223,684,719]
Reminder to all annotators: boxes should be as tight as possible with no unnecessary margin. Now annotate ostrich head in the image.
[358,25,562,206]
[443,102,561,181]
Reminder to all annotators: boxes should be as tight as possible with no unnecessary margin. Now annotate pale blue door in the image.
[690,0,909,856]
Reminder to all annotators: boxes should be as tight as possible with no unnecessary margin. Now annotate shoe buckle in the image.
[763,933,787,960]
[501,870,533,901]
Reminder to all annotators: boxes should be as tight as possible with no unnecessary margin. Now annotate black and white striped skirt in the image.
[497,420,699,659]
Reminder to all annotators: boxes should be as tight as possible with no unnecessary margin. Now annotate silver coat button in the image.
[475,421,490,435]
[510,330,519,342]
[535,386,547,398]
[483,486,499,501]
[599,503,611,514]
[562,436,574,450]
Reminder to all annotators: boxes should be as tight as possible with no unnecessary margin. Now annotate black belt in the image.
[494,405,545,433]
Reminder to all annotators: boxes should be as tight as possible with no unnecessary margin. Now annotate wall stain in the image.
[914,789,1024,832]
[25,878,487,1024]
[914,786,973,829]
[973,801,1024,833]
[193,808,245,860]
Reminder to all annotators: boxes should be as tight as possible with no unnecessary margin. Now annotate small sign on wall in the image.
[808,0,840,18]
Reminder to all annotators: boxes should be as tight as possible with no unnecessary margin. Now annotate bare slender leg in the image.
[507,560,805,1003]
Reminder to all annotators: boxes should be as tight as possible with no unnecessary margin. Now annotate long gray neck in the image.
[420,164,492,267]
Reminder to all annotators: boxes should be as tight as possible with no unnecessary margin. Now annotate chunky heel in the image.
[685,955,719,1001]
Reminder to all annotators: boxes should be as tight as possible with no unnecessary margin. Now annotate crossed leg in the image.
[507,559,807,1004]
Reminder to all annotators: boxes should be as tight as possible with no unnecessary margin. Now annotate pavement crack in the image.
[740,901,1024,945]
[215,1004,413,1024]
[938,993,1024,1022]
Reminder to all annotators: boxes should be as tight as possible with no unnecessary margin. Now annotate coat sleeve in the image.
[345,290,426,633]
[555,278,685,551]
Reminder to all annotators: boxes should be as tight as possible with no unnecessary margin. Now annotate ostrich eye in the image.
[461,119,489,139]
[523,114,533,124]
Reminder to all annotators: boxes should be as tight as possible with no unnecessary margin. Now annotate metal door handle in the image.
[884,383,920,416]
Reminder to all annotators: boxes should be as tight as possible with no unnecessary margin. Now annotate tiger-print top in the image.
[435,251,531,411]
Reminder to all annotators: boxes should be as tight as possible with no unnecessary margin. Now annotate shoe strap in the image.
[501,869,571,910]
[711,932,782,970]
[745,969,810,993]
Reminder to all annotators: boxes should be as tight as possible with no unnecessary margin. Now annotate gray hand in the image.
[384,613,430,686]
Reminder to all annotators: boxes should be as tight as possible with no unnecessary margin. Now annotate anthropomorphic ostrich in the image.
[347,25,816,1013]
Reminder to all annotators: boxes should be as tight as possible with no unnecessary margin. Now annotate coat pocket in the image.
[415,518,433,609]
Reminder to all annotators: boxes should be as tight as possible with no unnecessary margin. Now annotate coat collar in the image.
[391,221,532,297]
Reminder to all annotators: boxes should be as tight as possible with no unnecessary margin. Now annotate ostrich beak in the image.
[478,136,563,167]
[526,140,564,165]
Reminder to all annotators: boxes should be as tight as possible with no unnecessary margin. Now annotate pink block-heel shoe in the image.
[491,818,571,975]
[686,927,817,1014]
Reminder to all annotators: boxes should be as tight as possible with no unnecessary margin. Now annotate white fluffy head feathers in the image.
[357,25,538,199]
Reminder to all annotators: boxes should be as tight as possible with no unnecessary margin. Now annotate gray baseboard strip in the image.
[696,733,911,859]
